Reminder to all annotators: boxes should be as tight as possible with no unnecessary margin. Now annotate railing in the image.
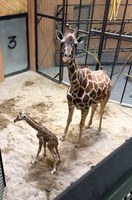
[0,149,6,200]
[55,138,132,200]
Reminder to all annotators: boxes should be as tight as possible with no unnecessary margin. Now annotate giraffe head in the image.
[56,25,87,63]
[14,112,26,123]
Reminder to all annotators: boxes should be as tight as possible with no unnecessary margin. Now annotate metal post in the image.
[65,0,68,24]
[110,0,128,79]
[0,149,6,187]
[85,0,95,65]
[77,0,82,30]
[96,0,111,70]
[59,0,66,83]
[35,0,38,71]
[120,62,132,104]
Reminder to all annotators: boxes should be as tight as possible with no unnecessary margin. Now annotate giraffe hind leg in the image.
[97,95,110,135]
[77,109,89,146]
[87,104,98,128]
[48,145,59,174]
[55,146,61,162]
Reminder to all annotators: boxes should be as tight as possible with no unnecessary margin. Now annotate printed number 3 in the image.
[8,35,17,49]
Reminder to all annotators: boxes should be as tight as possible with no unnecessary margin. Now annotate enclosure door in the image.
[0,14,29,76]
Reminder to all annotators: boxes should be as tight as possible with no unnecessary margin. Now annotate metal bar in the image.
[65,19,132,26]
[120,62,132,103]
[110,0,129,79]
[56,6,63,17]
[85,0,95,65]
[91,29,132,41]
[0,149,6,187]
[37,12,62,21]
[95,0,111,70]
[53,73,60,79]
[25,14,30,71]
[77,0,82,30]
[35,0,38,71]
[64,27,132,41]
[37,71,61,84]
[37,16,42,25]
[59,0,66,83]
[64,0,68,24]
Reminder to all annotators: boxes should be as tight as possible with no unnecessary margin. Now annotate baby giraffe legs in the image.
[32,134,60,174]
[48,144,61,174]
[32,137,43,164]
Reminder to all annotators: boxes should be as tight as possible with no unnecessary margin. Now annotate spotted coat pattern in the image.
[56,25,111,144]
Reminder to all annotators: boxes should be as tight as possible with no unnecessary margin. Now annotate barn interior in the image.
[0,1,132,200]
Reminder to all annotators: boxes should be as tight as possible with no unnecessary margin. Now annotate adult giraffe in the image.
[56,25,111,145]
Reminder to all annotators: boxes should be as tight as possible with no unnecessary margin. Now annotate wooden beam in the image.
[27,0,36,71]
[0,47,4,82]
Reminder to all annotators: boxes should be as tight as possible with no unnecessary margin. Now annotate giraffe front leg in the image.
[32,138,43,165]
[61,102,75,141]
[77,109,89,146]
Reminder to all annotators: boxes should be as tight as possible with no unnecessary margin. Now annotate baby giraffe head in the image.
[14,112,26,123]
[56,24,87,63]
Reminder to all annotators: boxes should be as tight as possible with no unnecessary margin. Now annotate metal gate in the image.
[35,0,65,83]
[35,0,132,106]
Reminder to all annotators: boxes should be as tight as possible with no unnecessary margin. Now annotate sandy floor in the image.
[0,71,132,200]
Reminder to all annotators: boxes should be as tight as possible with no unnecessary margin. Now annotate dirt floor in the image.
[0,71,132,200]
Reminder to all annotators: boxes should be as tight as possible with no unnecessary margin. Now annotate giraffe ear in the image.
[56,30,64,43]
[76,35,87,44]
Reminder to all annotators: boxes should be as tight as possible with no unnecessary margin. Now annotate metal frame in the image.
[35,0,66,83]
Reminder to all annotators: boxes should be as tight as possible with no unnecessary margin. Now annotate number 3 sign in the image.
[8,35,17,49]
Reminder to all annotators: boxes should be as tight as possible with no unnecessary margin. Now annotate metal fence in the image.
[35,0,132,106]
[0,150,6,200]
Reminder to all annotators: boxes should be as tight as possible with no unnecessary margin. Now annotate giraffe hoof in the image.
[60,136,65,141]
[75,144,81,148]
[96,130,101,135]
[51,169,56,174]
[31,160,37,165]
[75,142,83,148]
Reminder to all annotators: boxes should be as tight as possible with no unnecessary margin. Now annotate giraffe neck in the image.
[68,58,79,87]
[24,115,42,131]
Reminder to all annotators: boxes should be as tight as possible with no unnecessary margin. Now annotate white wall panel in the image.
[0,16,28,76]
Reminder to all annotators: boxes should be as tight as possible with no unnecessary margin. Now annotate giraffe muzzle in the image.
[63,56,71,63]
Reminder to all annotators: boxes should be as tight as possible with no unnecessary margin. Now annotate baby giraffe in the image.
[14,112,60,174]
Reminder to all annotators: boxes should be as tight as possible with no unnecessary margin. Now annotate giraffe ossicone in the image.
[14,112,60,174]
[56,25,111,145]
